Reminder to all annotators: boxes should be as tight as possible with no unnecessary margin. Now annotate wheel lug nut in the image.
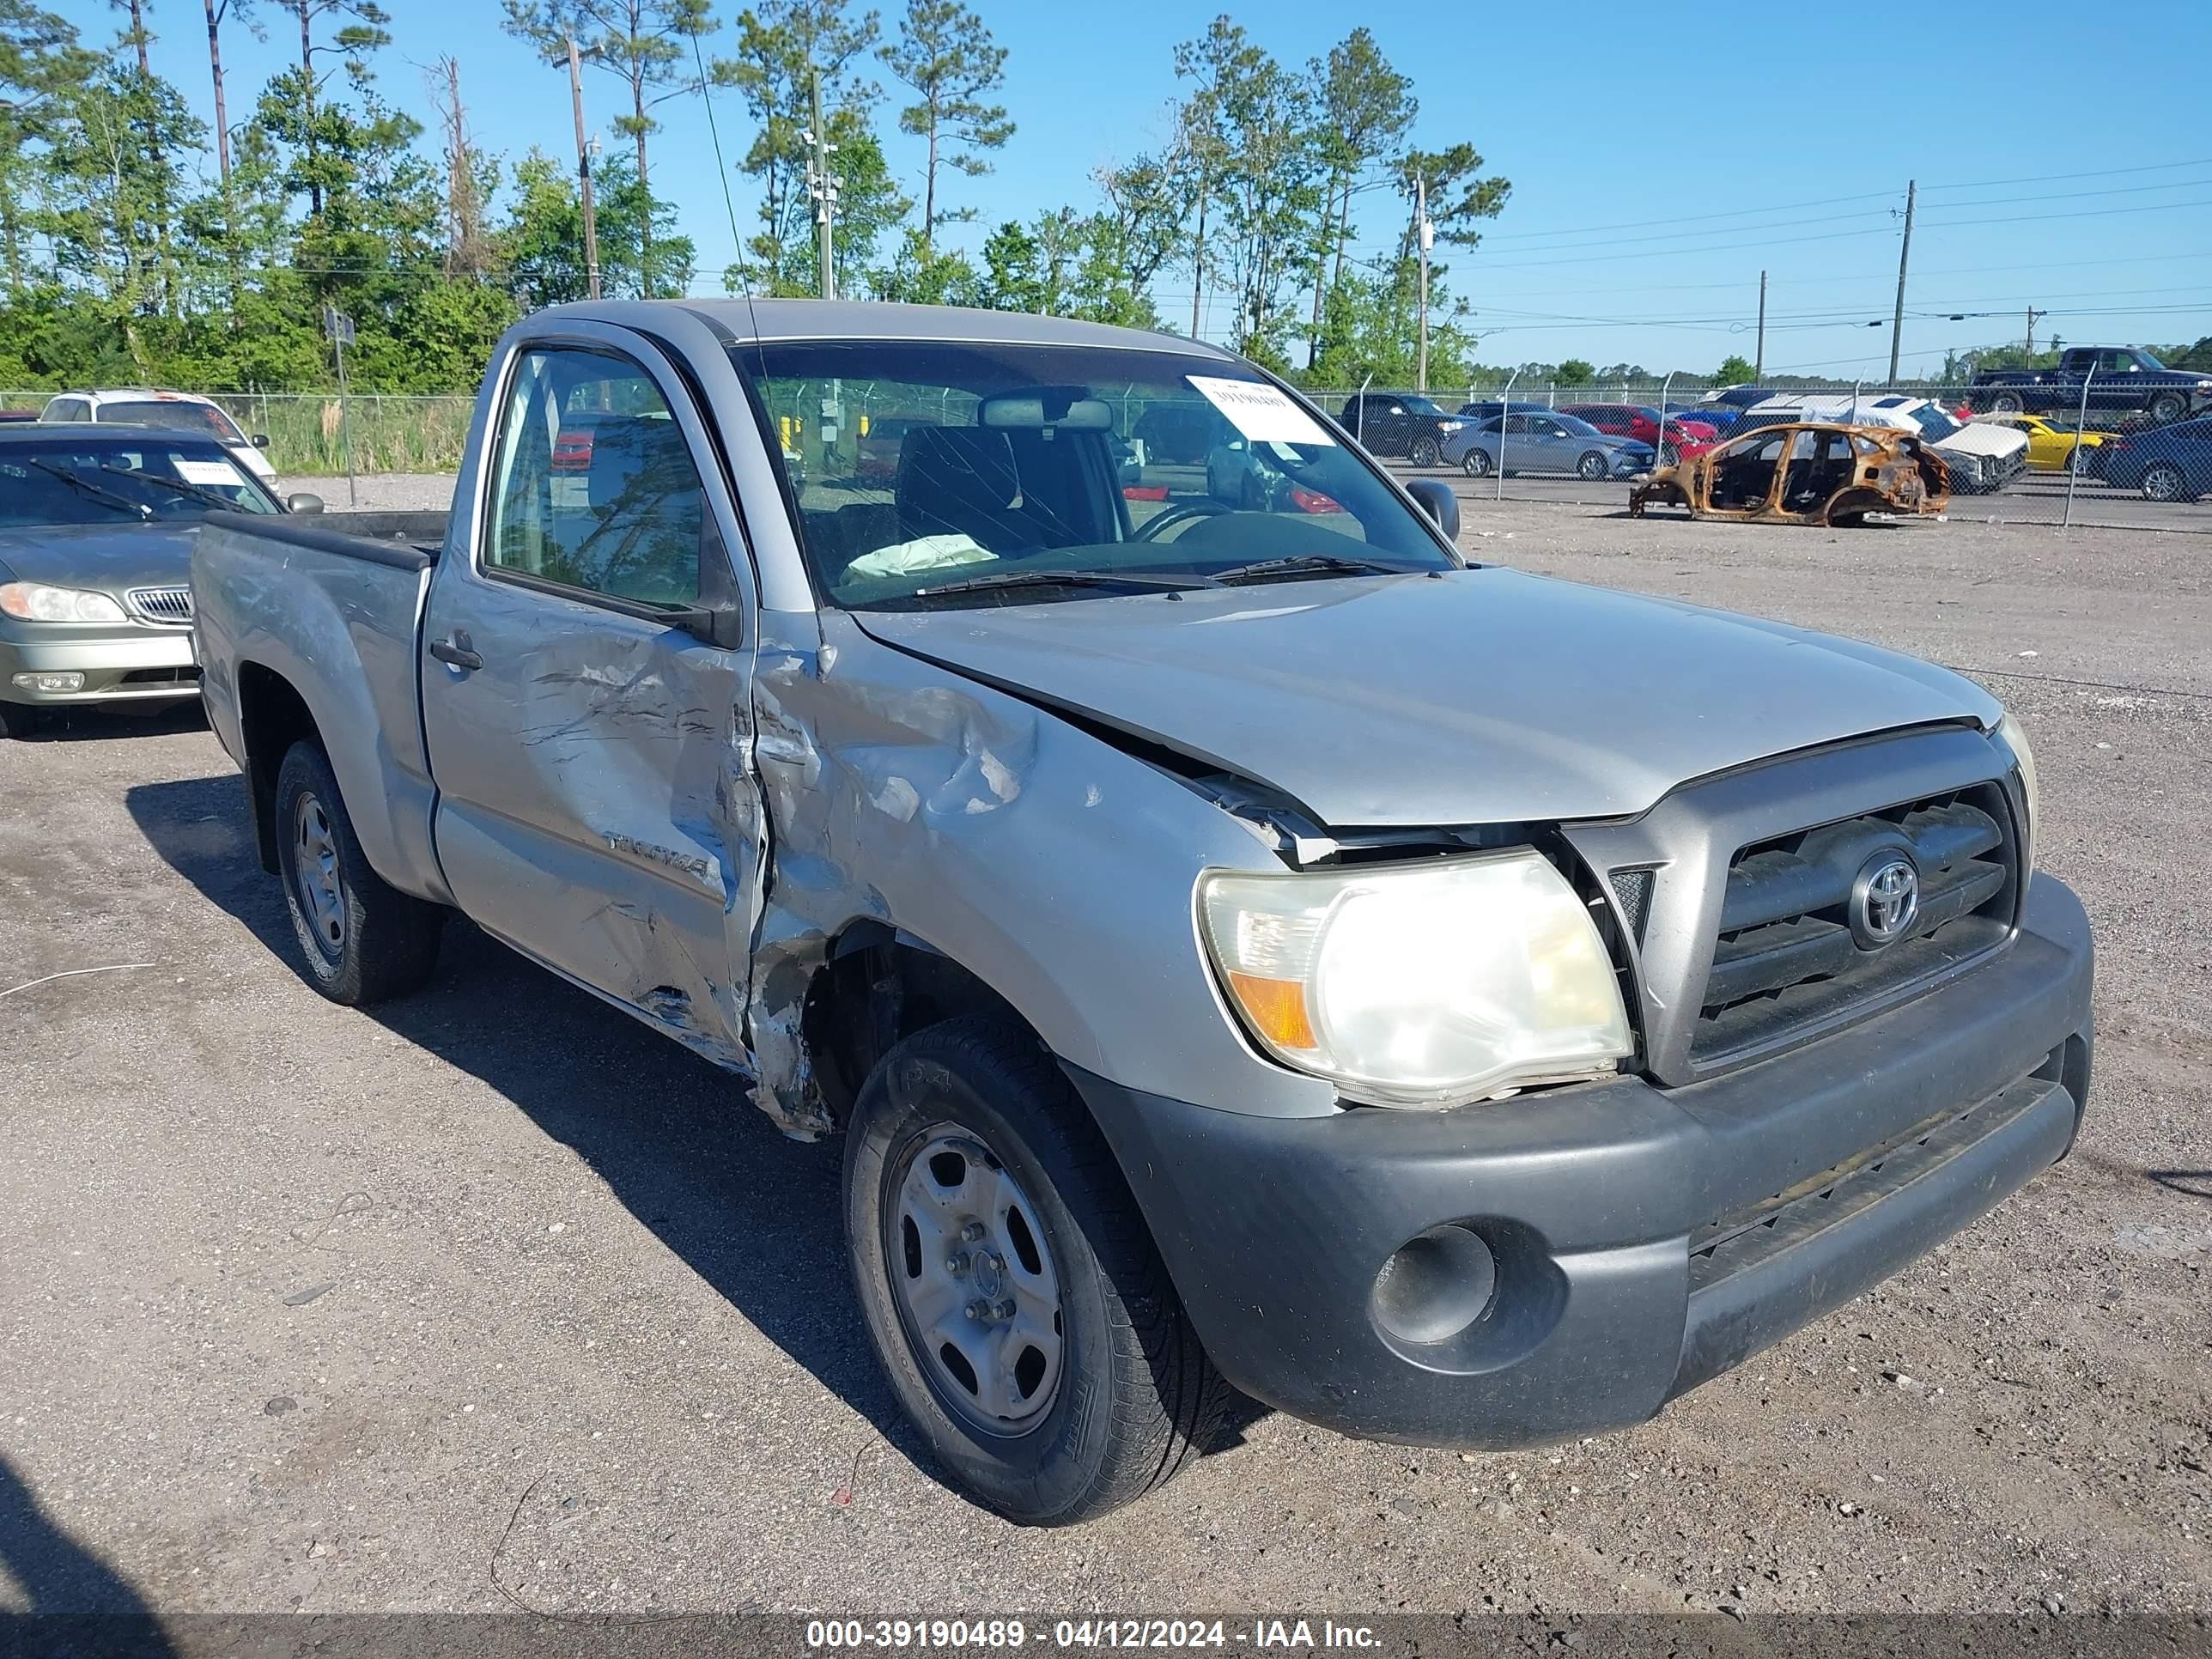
[946,1252,969,1276]
[993,1298,1016,1320]
[964,1299,988,1321]
[959,1221,986,1243]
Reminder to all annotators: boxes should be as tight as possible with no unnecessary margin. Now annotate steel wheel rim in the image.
[886,1126,1064,1437]
[2144,465,2183,501]
[291,792,347,957]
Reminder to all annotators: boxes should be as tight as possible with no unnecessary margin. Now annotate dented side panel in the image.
[740,609,1336,1133]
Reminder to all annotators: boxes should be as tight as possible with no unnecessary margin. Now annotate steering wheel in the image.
[1133,500,1229,542]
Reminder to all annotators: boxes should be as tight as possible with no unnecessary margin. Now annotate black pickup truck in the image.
[1971,345,2212,423]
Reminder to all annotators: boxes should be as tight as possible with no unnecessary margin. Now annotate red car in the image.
[1560,403,1722,463]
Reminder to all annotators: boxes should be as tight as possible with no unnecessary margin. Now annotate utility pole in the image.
[1887,179,1915,387]
[2026,305,2047,356]
[1755,270,1767,380]
[568,36,602,301]
[1414,171,1432,393]
[805,70,838,301]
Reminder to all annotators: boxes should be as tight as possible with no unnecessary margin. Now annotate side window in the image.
[484,348,704,608]
[1502,415,1529,435]
[46,398,88,422]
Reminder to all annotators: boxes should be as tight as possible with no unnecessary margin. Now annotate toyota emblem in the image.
[1850,854,1921,949]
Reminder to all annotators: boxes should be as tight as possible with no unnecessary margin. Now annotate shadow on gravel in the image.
[5,702,208,745]
[0,1455,175,1649]
[125,772,1267,1510]
[2147,1170,2212,1200]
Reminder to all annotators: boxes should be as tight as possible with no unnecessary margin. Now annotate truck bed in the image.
[191,509,451,906]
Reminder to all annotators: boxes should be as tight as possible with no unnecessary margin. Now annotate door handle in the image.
[429,634,483,671]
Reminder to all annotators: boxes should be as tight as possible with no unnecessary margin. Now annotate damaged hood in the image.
[854,568,2000,828]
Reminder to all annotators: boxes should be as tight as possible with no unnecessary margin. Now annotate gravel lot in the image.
[2,482,2207,1621]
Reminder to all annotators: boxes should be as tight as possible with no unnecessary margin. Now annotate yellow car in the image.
[1975,413,2109,473]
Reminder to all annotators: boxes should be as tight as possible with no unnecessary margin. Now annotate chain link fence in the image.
[2,389,477,477]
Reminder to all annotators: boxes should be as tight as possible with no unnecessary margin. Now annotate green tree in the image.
[1394,143,1509,253]
[975,218,1040,311]
[274,0,392,216]
[710,0,879,287]
[1555,358,1593,385]
[1305,29,1413,366]
[1713,352,1757,384]
[872,224,978,306]
[881,0,1011,258]
[501,146,690,306]
[500,0,711,296]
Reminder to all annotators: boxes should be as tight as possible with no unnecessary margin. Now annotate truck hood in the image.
[853,568,2001,828]
[0,521,202,592]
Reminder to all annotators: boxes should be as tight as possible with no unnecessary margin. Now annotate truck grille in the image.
[1692,781,2017,1063]
[126,585,194,625]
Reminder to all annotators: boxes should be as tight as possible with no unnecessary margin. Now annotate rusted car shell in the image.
[1628,421,1950,526]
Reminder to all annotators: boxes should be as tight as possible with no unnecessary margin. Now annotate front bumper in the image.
[1073,872,2094,1448]
[0,623,200,705]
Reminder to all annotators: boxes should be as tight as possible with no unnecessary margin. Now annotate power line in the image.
[1468,190,1900,245]
[1918,198,2212,229]
[1916,175,2212,211]
[1922,156,2212,191]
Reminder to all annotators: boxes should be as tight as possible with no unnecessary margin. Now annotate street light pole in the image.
[805,71,839,301]
[1414,171,1431,393]
[1887,179,1915,387]
[568,36,602,301]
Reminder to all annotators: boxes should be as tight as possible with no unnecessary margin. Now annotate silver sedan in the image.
[1442,412,1657,481]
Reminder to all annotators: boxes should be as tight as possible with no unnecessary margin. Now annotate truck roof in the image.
[536,297,1238,360]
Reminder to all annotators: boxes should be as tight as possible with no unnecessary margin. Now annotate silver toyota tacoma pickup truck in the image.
[192,300,2094,1526]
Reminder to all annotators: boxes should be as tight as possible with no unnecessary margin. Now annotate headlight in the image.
[1438,420,1464,432]
[0,581,128,623]
[1996,714,2039,870]
[1199,850,1632,1107]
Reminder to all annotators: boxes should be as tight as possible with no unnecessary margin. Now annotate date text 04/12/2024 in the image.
[803,1620,1382,1650]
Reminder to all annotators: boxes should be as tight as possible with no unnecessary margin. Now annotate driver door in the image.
[420,328,760,1053]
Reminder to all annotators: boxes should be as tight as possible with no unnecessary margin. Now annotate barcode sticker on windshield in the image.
[174,459,243,487]
[1187,376,1334,447]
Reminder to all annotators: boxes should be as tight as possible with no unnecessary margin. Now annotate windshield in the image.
[735,339,1455,608]
[0,440,280,528]
[1400,395,1446,416]
[1551,414,1606,439]
[1907,405,1963,440]
[99,398,249,446]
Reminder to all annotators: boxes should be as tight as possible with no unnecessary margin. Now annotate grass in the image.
[3,391,477,476]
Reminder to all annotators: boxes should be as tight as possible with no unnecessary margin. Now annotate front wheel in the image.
[1462,447,1493,478]
[274,741,446,1004]
[1407,435,1441,468]
[2148,391,2187,425]
[1576,450,1610,481]
[844,1018,1227,1525]
[2140,462,2191,503]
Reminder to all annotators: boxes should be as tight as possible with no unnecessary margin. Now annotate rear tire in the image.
[1462,447,1492,478]
[273,740,445,1005]
[2148,391,2187,426]
[1990,391,2026,415]
[0,701,44,740]
[844,1017,1227,1525]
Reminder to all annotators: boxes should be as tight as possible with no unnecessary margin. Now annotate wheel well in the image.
[236,662,320,873]
[799,927,1039,1128]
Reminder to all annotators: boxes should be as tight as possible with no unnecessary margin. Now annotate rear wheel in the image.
[0,701,44,741]
[2140,462,2191,503]
[1407,435,1441,468]
[1462,447,1492,478]
[2148,391,2188,425]
[844,1017,1226,1525]
[1576,450,1610,482]
[1990,390,2026,415]
[274,741,446,1004]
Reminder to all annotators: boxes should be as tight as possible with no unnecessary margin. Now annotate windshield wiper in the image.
[910,568,1218,600]
[27,459,151,520]
[1209,553,1414,585]
[97,463,246,514]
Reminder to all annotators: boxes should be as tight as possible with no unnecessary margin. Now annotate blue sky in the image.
[124,0,2212,379]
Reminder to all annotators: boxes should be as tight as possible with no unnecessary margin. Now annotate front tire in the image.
[2140,462,2191,503]
[273,741,446,1004]
[1407,435,1440,468]
[844,1017,1227,1525]
[1576,450,1609,481]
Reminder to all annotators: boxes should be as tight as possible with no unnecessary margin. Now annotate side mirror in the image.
[252,433,271,448]
[1407,477,1460,544]
[285,492,325,514]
